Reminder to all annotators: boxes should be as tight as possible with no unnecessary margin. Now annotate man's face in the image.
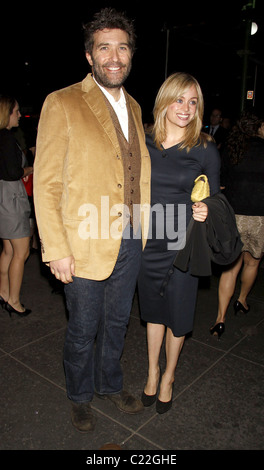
[210,109,222,126]
[86,28,133,98]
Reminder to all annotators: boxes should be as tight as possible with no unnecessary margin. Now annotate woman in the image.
[0,95,33,316]
[210,112,264,338]
[138,73,220,413]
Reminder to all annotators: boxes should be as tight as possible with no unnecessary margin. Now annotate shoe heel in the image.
[233,300,250,315]
[5,302,31,317]
[210,322,225,339]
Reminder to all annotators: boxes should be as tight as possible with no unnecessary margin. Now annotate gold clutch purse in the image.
[191,174,210,202]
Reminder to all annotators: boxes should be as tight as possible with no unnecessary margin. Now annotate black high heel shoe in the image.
[0,295,7,309]
[141,367,161,407]
[233,300,250,315]
[141,390,157,407]
[156,384,174,414]
[210,322,225,339]
[5,302,31,317]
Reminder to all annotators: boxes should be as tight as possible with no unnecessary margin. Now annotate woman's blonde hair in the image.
[0,95,16,129]
[153,72,212,151]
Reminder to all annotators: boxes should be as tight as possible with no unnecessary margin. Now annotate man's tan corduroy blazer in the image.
[34,74,151,280]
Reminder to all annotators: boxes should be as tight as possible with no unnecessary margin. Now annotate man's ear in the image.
[85,52,93,67]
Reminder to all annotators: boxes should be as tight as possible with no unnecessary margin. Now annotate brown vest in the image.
[104,95,141,228]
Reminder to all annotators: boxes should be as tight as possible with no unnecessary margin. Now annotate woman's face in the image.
[166,84,198,131]
[7,102,21,129]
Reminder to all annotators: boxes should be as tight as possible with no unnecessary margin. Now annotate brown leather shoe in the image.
[99,443,122,450]
[98,390,144,414]
[71,402,96,432]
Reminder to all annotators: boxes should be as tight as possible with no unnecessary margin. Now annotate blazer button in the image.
[117,183,122,188]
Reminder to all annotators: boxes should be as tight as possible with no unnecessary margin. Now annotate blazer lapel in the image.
[81,75,121,154]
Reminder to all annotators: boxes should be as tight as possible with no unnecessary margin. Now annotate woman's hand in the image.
[192,201,208,222]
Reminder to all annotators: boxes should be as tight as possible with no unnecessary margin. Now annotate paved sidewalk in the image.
[0,253,263,451]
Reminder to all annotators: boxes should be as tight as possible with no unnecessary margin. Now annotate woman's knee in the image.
[243,251,261,268]
[10,238,30,261]
[2,240,13,257]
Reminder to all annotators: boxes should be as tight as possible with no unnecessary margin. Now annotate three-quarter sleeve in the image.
[0,130,24,181]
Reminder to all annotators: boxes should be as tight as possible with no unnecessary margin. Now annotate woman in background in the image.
[210,111,264,338]
[0,95,33,316]
[138,73,220,413]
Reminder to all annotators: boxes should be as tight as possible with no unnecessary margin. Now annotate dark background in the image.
[1,0,263,126]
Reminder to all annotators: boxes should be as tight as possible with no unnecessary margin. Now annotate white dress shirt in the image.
[93,77,129,141]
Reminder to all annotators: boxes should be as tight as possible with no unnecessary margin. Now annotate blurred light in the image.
[251,22,258,35]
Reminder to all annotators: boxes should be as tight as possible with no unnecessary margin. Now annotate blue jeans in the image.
[64,229,142,403]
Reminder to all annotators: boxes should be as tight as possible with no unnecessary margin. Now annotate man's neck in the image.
[107,87,121,102]
[93,76,121,102]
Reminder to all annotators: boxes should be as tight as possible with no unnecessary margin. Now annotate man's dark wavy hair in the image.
[83,7,136,55]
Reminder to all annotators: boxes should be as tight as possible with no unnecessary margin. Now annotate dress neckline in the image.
[161,142,183,151]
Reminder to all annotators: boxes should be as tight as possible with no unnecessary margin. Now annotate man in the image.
[204,108,228,152]
[34,8,150,432]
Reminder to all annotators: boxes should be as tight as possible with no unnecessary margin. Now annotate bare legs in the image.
[215,254,243,325]
[238,252,262,307]
[160,328,184,403]
[0,237,30,312]
[213,251,263,327]
[144,322,184,403]
[143,323,165,396]
[0,240,13,301]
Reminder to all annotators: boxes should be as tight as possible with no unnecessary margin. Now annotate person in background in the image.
[137,73,220,414]
[210,111,264,338]
[221,116,232,131]
[0,95,33,316]
[204,107,228,152]
[20,117,39,253]
[34,8,151,432]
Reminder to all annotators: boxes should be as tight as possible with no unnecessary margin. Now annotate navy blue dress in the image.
[138,134,220,336]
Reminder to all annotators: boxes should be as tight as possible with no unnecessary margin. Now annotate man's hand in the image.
[50,256,75,284]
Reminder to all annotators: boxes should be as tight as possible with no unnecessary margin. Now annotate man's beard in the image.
[92,60,132,89]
